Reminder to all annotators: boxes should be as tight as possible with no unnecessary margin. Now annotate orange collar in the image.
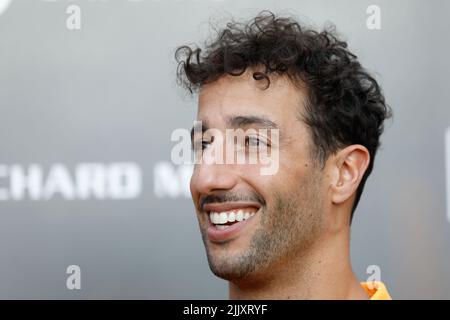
[360,281,392,300]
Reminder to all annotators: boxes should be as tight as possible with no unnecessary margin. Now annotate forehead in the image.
[197,69,307,125]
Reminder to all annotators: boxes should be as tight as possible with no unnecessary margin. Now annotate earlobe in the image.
[331,145,370,205]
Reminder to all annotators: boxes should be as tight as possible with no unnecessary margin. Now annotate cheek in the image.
[237,163,264,176]
[263,158,315,200]
[238,170,276,206]
[189,170,199,201]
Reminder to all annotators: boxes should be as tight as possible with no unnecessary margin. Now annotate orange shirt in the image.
[360,281,392,300]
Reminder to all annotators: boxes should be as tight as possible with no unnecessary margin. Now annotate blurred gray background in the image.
[0,0,449,299]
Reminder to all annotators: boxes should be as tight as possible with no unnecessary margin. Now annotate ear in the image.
[331,145,370,205]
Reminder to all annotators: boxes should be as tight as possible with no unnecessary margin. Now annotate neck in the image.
[228,226,369,300]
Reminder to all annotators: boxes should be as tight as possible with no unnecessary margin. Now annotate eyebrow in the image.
[227,115,279,130]
[189,115,280,144]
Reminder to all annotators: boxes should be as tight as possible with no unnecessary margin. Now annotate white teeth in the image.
[219,212,228,224]
[210,212,220,224]
[209,210,257,225]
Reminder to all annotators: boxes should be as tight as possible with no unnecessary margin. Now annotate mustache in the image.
[200,191,266,211]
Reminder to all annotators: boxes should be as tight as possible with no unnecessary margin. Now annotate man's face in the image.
[190,69,327,282]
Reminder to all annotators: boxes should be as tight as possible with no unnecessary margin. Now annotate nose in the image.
[190,161,239,201]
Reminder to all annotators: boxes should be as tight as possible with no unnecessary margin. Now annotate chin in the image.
[205,248,259,282]
[209,263,250,282]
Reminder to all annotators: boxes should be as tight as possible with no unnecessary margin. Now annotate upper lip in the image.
[202,202,261,213]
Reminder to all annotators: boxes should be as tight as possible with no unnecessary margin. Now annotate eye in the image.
[245,136,268,148]
[200,136,214,151]
[191,138,211,152]
[201,140,211,150]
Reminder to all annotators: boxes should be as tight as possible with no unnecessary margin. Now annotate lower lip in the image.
[206,212,258,243]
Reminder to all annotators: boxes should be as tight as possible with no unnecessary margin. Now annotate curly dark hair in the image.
[175,10,391,222]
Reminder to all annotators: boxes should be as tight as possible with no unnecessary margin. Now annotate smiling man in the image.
[175,11,392,300]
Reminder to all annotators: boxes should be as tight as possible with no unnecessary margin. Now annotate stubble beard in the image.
[199,169,325,283]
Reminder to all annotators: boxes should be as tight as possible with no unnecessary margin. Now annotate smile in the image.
[202,203,261,242]
[209,210,256,230]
